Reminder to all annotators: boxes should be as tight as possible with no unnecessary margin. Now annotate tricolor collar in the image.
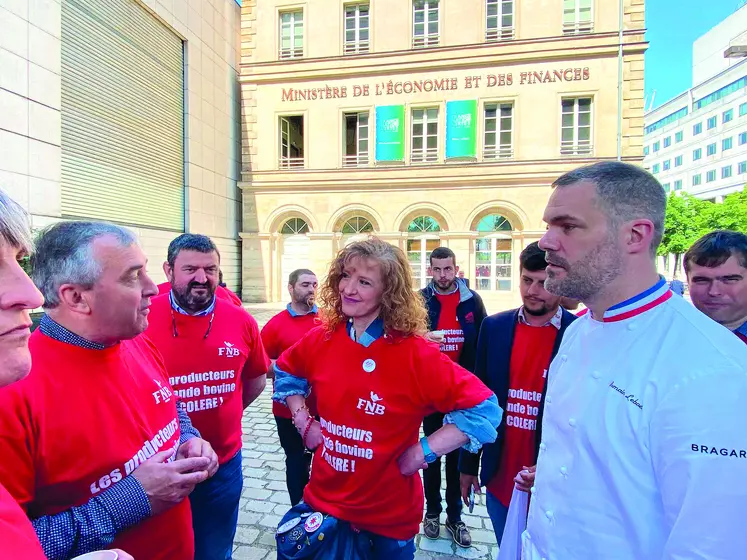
[599,277,672,323]
[287,303,318,317]
[347,317,385,348]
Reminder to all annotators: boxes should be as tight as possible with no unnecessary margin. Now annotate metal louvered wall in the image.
[61,0,185,231]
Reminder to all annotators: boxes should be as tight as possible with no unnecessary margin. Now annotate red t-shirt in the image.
[276,325,494,540]
[261,308,320,418]
[435,291,464,362]
[0,482,45,559]
[488,322,557,507]
[0,331,193,560]
[145,295,270,464]
[156,282,242,307]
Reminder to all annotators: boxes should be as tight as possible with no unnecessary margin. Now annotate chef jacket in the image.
[522,278,747,560]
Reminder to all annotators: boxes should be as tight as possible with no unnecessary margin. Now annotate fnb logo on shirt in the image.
[218,341,240,357]
[357,391,385,416]
[152,379,173,404]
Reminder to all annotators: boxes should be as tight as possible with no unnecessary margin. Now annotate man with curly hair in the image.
[271,237,501,560]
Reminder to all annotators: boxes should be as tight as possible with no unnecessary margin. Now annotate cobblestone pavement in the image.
[232,307,499,560]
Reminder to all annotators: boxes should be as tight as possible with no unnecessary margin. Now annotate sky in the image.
[645,0,743,109]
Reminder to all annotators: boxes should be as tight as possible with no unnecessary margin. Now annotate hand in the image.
[397,442,428,476]
[112,550,134,560]
[131,449,211,515]
[514,464,536,493]
[302,420,323,450]
[460,474,481,506]
[424,331,444,344]
[177,438,219,478]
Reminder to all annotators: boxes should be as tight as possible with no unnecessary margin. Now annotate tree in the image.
[709,188,747,233]
[658,192,709,278]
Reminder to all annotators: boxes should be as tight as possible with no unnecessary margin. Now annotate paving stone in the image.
[455,544,490,559]
[243,499,277,513]
[242,487,273,500]
[233,526,260,545]
[468,529,497,545]
[243,458,264,468]
[269,491,290,504]
[238,511,263,525]
[265,470,287,481]
[259,514,283,528]
[258,530,277,547]
[243,467,268,479]
[232,545,269,560]
[243,477,268,489]
[265,480,287,491]
[419,537,457,555]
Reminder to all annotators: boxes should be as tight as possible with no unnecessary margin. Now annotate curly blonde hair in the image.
[319,236,429,337]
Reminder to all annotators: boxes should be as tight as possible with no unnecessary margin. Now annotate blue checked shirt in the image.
[32,315,200,559]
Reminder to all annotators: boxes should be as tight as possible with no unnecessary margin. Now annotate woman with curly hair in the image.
[272,236,501,560]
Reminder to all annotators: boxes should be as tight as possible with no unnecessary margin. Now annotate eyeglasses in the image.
[170,308,214,339]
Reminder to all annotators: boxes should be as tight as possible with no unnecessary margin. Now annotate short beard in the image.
[173,283,214,313]
[545,234,623,301]
[524,303,551,317]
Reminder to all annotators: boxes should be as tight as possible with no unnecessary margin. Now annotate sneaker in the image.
[423,515,440,539]
[445,519,472,548]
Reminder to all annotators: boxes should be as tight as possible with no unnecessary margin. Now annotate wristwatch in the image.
[420,436,438,464]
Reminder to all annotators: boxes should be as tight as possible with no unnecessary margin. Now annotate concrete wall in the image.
[0,0,243,291]
[693,4,747,86]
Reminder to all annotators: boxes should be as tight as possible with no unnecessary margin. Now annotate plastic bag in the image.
[496,487,529,560]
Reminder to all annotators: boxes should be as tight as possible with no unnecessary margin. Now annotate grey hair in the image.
[31,221,138,309]
[0,188,33,254]
[554,161,666,255]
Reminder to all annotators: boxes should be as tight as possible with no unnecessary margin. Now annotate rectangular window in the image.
[413,0,440,48]
[663,136,671,148]
[279,10,304,59]
[723,109,734,123]
[693,122,702,135]
[652,163,660,174]
[675,131,684,143]
[693,148,702,160]
[560,97,592,155]
[693,174,701,186]
[486,0,514,41]
[707,142,717,156]
[662,183,670,192]
[643,146,650,156]
[563,0,593,34]
[344,4,370,54]
[741,103,747,116]
[723,137,733,151]
[653,141,660,152]
[722,165,733,179]
[707,116,717,130]
[343,112,370,166]
[706,170,716,182]
[739,161,747,174]
[674,180,682,191]
[740,132,747,145]
[483,102,514,159]
[675,155,683,167]
[411,107,439,162]
[279,115,305,169]
[663,159,671,171]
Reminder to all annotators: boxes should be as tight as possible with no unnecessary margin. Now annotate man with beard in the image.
[145,234,269,560]
[458,242,576,543]
[685,230,747,343]
[261,269,319,505]
[420,247,487,548]
[523,162,747,559]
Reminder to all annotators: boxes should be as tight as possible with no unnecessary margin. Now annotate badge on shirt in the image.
[304,512,323,533]
[362,359,376,373]
[277,517,301,534]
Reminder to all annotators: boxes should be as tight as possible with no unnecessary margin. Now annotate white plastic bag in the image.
[496,487,529,560]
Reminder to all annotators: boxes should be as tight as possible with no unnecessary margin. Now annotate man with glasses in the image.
[145,233,269,560]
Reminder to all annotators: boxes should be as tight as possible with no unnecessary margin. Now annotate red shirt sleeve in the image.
[241,312,271,382]
[275,325,324,381]
[0,382,37,512]
[412,337,494,415]
[260,316,281,360]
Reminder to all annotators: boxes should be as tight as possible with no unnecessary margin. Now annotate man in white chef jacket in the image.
[522,161,747,560]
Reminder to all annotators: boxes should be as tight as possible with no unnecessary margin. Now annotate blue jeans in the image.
[190,451,243,560]
[370,534,415,560]
[486,490,509,546]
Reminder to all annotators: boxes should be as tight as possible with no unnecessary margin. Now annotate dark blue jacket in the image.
[459,307,577,483]
[420,279,487,373]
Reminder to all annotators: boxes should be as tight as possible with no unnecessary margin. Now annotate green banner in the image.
[375,105,405,161]
[445,100,478,159]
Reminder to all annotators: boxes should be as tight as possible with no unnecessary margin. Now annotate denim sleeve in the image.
[444,394,502,453]
[31,475,151,560]
[272,364,311,406]
[177,400,201,444]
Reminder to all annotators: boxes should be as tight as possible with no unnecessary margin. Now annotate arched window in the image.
[280,217,309,234]
[406,215,442,288]
[474,213,513,291]
[341,216,374,234]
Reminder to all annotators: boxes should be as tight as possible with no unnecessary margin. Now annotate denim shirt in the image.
[273,317,501,453]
